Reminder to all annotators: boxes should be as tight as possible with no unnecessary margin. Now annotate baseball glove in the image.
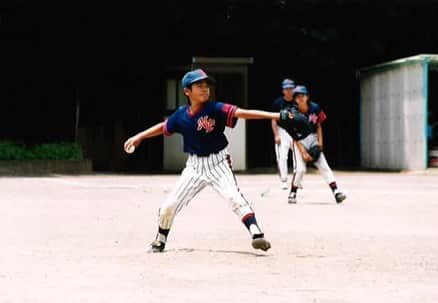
[278,108,312,141]
[307,145,322,162]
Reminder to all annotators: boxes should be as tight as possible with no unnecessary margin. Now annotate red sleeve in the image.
[163,109,180,136]
[318,111,327,124]
[221,103,238,128]
[162,119,173,136]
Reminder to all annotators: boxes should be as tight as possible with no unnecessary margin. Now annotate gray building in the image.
[358,54,438,170]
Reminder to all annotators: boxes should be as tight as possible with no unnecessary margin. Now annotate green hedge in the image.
[0,142,35,160]
[0,142,84,160]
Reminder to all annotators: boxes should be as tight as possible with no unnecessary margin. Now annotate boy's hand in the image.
[302,151,314,163]
[124,135,141,154]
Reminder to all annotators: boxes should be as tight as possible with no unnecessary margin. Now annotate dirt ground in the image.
[1,171,438,303]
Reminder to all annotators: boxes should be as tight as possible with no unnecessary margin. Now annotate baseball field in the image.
[2,171,438,302]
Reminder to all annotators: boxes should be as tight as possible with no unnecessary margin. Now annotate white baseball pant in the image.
[158,148,257,232]
[291,133,336,188]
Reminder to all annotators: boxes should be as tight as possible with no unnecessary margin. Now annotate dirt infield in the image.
[1,171,438,303]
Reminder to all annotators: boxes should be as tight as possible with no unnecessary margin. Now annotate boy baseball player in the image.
[286,85,347,204]
[124,69,291,253]
[271,79,296,190]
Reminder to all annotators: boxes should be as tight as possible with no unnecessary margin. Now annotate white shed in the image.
[358,54,438,170]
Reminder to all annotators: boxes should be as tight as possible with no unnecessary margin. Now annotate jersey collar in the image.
[186,104,205,118]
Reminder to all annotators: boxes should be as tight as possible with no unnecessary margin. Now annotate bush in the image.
[32,143,84,160]
[0,142,84,160]
[0,141,35,160]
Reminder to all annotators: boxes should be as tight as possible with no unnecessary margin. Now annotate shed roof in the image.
[358,54,438,76]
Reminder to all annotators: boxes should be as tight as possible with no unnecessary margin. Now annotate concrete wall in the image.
[0,160,93,176]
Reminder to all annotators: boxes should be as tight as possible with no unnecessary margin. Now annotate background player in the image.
[271,79,296,190]
[124,69,291,253]
[286,85,347,204]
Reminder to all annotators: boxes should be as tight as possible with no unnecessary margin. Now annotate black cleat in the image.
[335,192,347,203]
[288,193,297,204]
[251,237,271,251]
[150,240,166,253]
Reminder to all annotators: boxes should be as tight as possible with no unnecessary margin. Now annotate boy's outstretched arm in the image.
[234,108,281,120]
[124,121,164,152]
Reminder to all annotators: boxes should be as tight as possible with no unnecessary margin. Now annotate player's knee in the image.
[226,192,250,207]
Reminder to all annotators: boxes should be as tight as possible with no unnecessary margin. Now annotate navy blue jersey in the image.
[293,101,327,136]
[271,97,295,112]
[163,101,238,156]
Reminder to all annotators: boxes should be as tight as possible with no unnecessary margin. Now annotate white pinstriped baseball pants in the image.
[158,148,254,230]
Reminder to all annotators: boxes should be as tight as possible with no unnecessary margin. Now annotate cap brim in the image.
[283,85,295,89]
[191,75,215,86]
[293,92,308,96]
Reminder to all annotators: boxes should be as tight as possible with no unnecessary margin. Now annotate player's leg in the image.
[290,139,303,190]
[274,143,287,189]
[151,159,207,252]
[277,127,292,190]
[208,150,270,251]
[313,153,346,203]
[289,142,306,204]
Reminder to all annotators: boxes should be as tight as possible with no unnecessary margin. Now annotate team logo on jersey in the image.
[309,113,318,124]
[197,115,216,133]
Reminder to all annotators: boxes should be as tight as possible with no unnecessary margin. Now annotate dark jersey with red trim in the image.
[291,101,327,140]
[163,101,238,156]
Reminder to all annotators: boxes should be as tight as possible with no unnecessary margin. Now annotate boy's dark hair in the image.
[184,83,193,104]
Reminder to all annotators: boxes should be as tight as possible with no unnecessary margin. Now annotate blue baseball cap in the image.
[282,79,295,89]
[293,85,309,96]
[181,69,213,88]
